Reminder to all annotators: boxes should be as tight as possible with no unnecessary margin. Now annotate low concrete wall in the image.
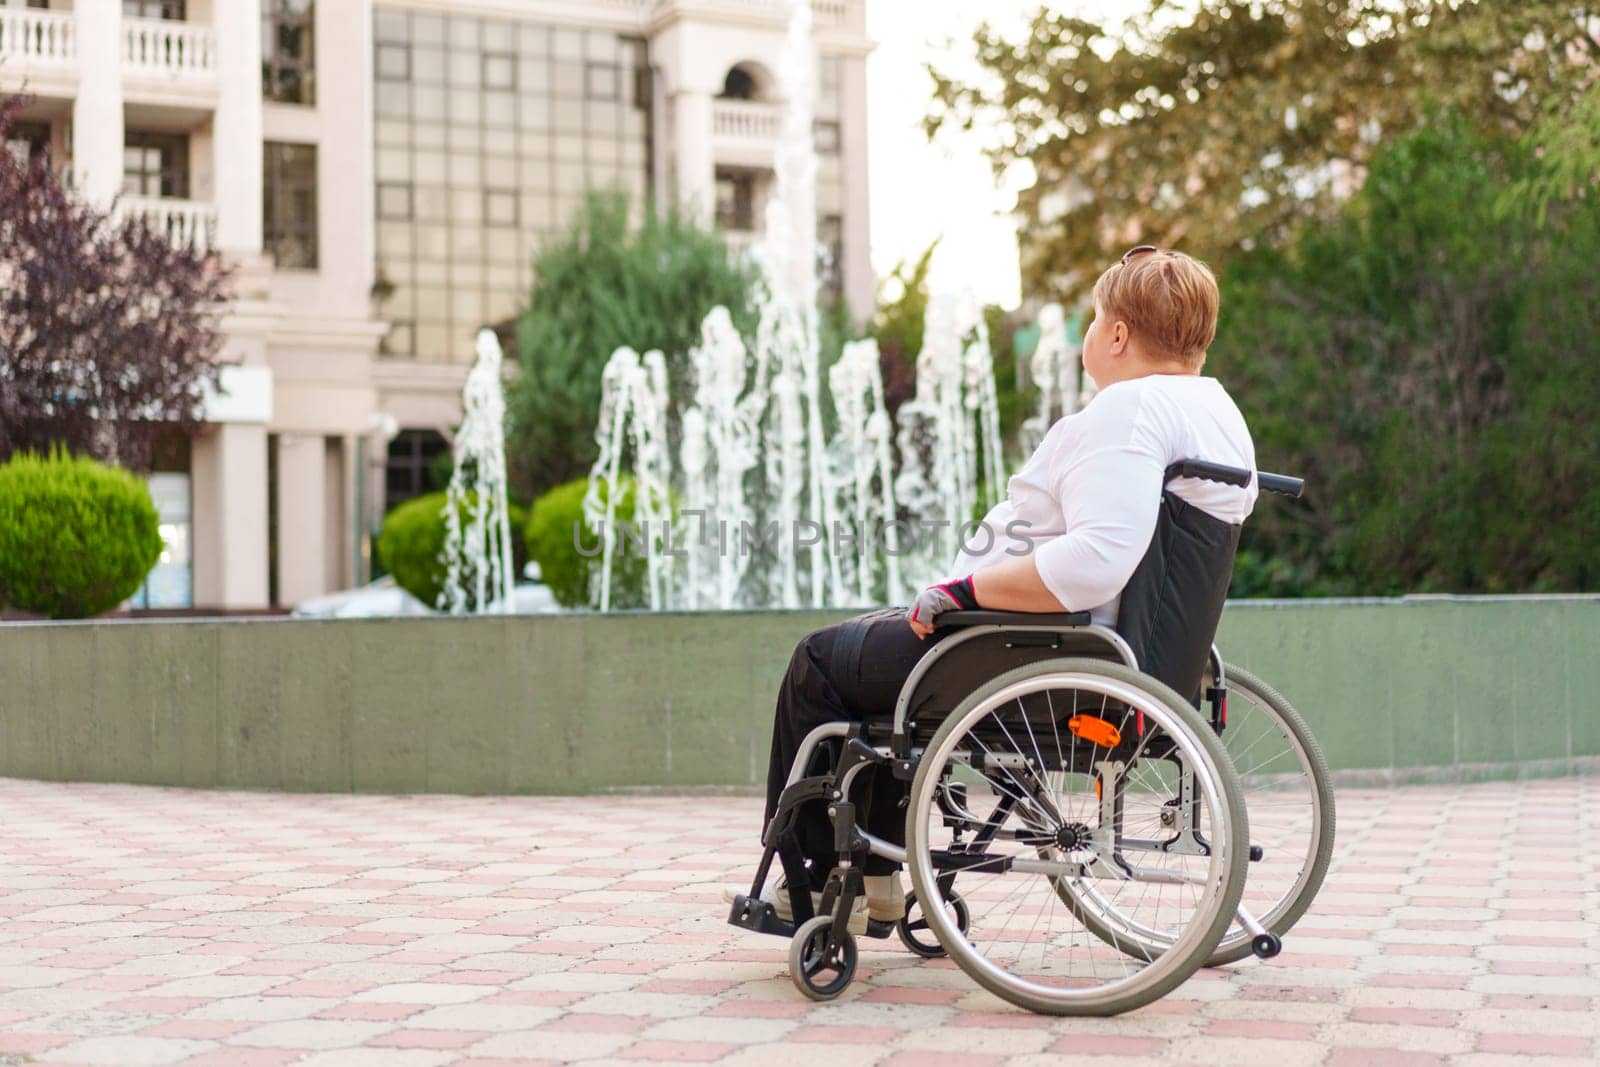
[1,597,1594,793]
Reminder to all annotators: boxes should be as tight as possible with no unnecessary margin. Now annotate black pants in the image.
[763,607,951,889]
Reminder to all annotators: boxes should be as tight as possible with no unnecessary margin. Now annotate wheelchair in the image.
[728,460,1335,1015]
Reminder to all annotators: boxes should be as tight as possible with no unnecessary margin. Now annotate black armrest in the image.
[937,609,1093,629]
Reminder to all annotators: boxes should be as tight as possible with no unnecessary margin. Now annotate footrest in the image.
[727,894,795,938]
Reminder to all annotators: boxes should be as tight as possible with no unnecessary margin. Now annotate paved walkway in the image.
[0,775,1594,1066]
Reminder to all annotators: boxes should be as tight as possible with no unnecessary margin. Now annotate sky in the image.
[864,1,1141,309]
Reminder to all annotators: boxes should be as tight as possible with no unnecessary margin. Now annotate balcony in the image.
[122,17,216,103]
[0,9,77,94]
[712,98,785,168]
[118,196,217,255]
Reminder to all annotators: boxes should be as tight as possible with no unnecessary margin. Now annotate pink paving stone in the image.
[575,959,660,974]
[369,1028,491,1049]
[788,1025,903,1044]
[1050,1035,1167,1056]
[1477,1034,1595,1057]
[327,931,410,945]
[633,978,739,995]
[1325,1048,1446,1066]
[1349,1007,1459,1027]
[221,961,311,976]
[1384,943,1477,957]
[140,1019,253,1040]
[1205,1019,1319,1040]
[617,1040,739,1062]
[453,1060,562,1067]
[859,985,965,1006]
[192,942,279,956]
[0,1033,71,1054]
[37,953,132,969]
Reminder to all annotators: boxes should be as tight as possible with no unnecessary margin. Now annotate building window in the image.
[122,0,186,18]
[385,429,450,513]
[5,120,49,167]
[819,213,843,305]
[720,65,757,100]
[264,141,318,269]
[483,52,515,90]
[262,0,315,106]
[376,42,410,81]
[484,189,518,226]
[585,62,618,100]
[377,182,412,220]
[123,131,189,198]
[820,55,843,94]
[814,120,841,155]
[715,168,756,232]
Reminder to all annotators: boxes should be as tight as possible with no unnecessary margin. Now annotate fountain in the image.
[1018,303,1083,453]
[439,328,517,615]
[579,0,1029,611]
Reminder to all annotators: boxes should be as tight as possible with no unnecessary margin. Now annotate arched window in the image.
[720,65,758,101]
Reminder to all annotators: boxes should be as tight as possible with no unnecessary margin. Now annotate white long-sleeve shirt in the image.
[946,373,1257,627]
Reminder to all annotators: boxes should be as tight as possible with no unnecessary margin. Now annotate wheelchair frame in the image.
[728,462,1326,1013]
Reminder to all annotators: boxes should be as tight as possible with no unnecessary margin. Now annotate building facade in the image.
[0,0,872,610]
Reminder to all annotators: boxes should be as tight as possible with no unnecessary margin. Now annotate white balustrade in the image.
[122,16,214,78]
[0,9,76,68]
[713,99,784,143]
[119,196,217,254]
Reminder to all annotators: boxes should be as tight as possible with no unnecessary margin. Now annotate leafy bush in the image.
[1216,111,1600,595]
[376,491,527,610]
[0,450,162,618]
[525,476,659,609]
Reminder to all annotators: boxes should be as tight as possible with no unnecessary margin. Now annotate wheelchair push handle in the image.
[1164,459,1305,499]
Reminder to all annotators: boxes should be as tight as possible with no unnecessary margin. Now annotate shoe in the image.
[723,876,868,934]
[865,871,906,922]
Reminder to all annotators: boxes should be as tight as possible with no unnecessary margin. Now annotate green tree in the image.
[928,1,1600,299]
[1217,111,1600,595]
[505,192,757,499]
[376,491,527,610]
[870,240,937,416]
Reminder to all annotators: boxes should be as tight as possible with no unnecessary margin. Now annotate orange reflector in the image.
[1067,714,1122,748]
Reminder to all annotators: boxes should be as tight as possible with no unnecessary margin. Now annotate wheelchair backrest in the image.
[1113,489,1241,705]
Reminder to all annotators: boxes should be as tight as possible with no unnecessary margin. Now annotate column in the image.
[72,0,123,208]
[839,54,874,323]
[672,88,715,224]
[191,422,270,609]
[275,433,328,606]
[211,0,264,255]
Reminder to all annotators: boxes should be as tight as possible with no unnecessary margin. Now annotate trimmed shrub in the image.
[376,491,527,610]
[525,476,658,609]
[0,449,162,619]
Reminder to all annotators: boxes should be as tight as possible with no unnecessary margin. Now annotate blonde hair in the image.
[1091,249,1219,368]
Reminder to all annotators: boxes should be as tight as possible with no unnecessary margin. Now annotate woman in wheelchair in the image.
[728,247,1334,1014]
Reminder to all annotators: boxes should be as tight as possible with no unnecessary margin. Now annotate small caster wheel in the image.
[790,915,858,1001]
[895,890,969,958]
[1251,932,1282,959]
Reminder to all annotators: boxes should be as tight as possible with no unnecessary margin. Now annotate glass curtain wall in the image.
[373,8,652,363]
